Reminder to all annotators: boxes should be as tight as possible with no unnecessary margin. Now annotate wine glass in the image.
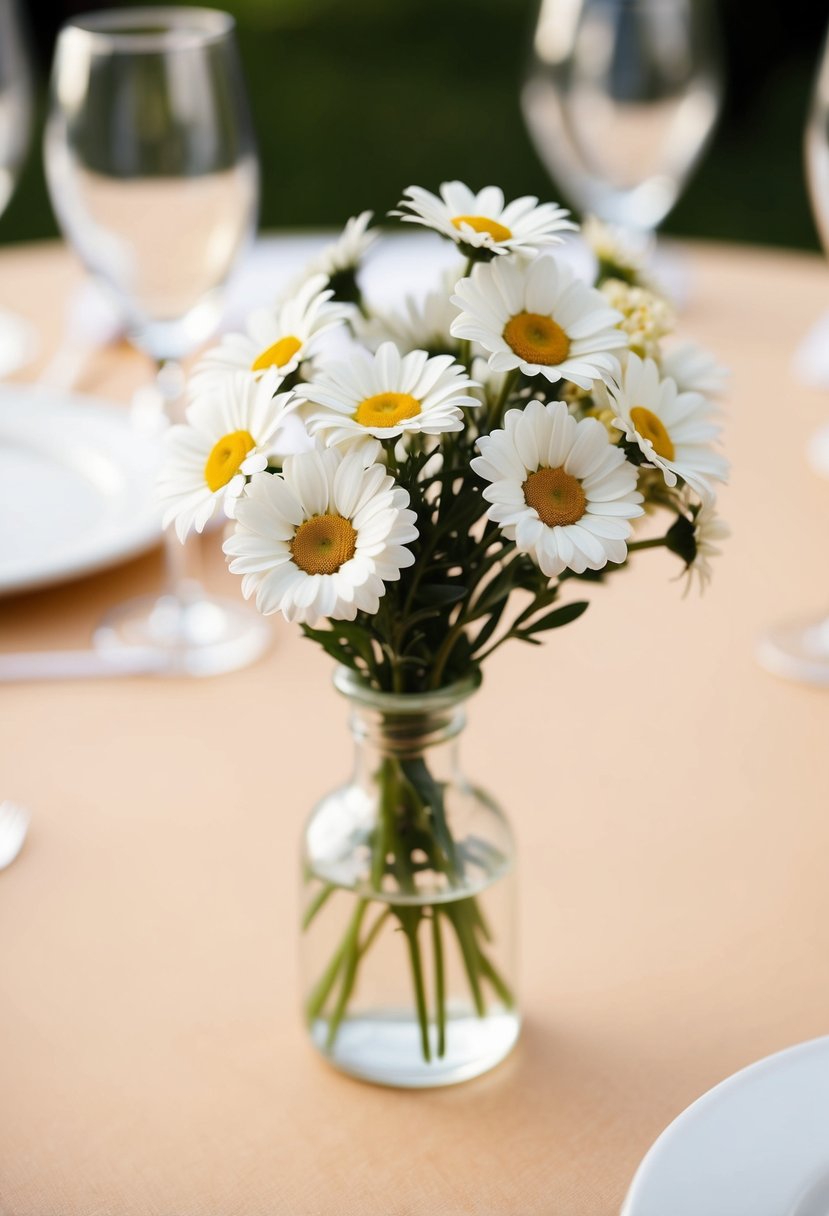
[0,0,36,375]
[757,23,829,686]
[521,0,722,247]
[44,7,269,676]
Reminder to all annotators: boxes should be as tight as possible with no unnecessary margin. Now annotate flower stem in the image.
[399,908,431,1062]
[486,368,519,433]
[432,908,447,1058]
[305,936,347,1024]
[302,881,335,931]
[627,536,668,552]
[446,899,486,1017]
[477,947,514,1008]
[325,898,368,1049]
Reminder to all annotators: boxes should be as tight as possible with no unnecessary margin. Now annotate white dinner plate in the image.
[621,1036,829,1216]
[0,385,162,596]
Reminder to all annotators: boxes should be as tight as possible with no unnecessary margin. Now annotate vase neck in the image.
[348,700,467,761]
[335,667,479,763]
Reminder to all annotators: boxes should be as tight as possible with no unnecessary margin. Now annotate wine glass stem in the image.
[150,357,206,603]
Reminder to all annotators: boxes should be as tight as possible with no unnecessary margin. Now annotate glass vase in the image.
[301,667,519,1088]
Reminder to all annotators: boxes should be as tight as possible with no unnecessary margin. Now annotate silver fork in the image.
[0,801,30,870]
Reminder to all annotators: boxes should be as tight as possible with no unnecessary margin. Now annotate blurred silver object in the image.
[0,801,29,871]
[758,25,829,687]
[521,0,722,237]
[0,647,171,680]
[0,0,32,220]
[0,0,37,377]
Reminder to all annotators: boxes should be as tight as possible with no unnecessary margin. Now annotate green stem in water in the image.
[361,906,391,956]
[432,908,447,1058]
[302,881,335,931]
[325,899,368,1049]
[398,908,431,1062]
[446,899,486,1017]
[477,947,514,1008]
[306,934,348,1024]
[305,901,391,1025]
[371,758,395,889]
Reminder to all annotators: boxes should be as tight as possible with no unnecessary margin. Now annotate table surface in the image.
[1,238,829,1216]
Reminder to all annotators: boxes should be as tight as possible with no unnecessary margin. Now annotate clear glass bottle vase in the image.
[301,668,519,1088]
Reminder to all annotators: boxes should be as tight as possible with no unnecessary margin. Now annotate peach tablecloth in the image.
[2,239,829,1216]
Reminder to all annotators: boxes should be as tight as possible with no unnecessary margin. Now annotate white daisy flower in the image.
[296,341,479,446]
[471,399,644,577]
[679,499,730,596]
[582,216,653,281]
[661,341,729,398]
[306,210,378,277]
[189,274,350,394]
[600,277,674,358]
[359,269,462,355]
[609,353,728,500]
[451,255,627,390]
[392,181,575,257]
[158,370,302,542]
[223,445,418,626]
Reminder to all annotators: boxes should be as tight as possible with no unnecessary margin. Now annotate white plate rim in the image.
[0,384,162,596]
[621,1035,829,1216]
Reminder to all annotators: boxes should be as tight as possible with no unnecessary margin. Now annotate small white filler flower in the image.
[661,341,729,398]
[680,500,730,596]
[306,210,378,278]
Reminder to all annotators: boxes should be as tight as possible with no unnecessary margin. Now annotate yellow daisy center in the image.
[204,430,256,493]
[503,312,571,366]
[354,391,421,428]
[291,514,357,575]
[630,406,675,461]
[451,214,513,243]
[522,466,586,527]
[251,334,302,372]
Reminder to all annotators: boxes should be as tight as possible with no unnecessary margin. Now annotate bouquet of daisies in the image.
[158,182,728,1059]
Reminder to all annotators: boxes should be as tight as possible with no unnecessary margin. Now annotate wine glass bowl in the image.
[521,0,723,235]
[0,0,38,377]
[757,22,829,686]
[0,0,32,220]
[44,7,269,676]
[45,7,258,361]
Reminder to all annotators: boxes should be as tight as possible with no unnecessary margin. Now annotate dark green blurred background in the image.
[7,0,825,250]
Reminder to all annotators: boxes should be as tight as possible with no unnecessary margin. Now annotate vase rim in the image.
[332,666,482,713]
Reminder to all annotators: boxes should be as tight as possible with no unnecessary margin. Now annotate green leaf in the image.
[519,600,589,635]
[470,595,510,655]
[330,620,376,667]
[301,625,359,669]
[400,757,458,874]
[415,584,467,607]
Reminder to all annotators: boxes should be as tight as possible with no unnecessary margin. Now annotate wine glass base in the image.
[94,590,271,677]
[807,422,829,477]
[756,615,829,686]
[0,309,37,378]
